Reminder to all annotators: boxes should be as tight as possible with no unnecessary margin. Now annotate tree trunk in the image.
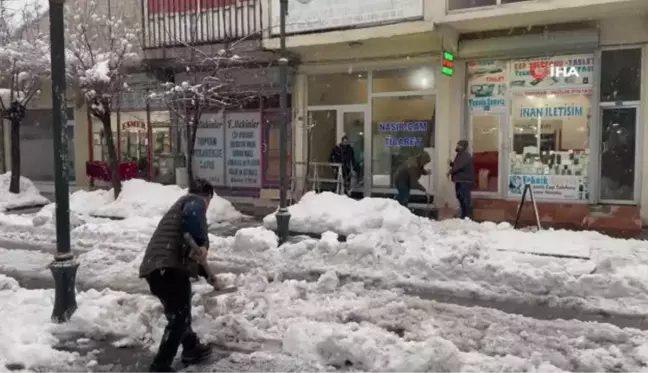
[9,117,20,193]
[185,117,194,187]
[187,111,201,188]
[101,111,122,198]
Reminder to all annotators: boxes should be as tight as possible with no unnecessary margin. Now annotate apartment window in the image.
[448,0,530,10]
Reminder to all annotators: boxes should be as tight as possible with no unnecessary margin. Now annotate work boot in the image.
[148,363,176,372]
[181,342,212,365]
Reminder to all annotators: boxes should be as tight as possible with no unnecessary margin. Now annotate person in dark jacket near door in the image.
[393,151,432,207]
[139,179,215,372]
[448,140,474,219]
[329,135,358,193]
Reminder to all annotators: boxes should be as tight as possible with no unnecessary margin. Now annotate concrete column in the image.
[434,61,465,210]
[292,71,307,195]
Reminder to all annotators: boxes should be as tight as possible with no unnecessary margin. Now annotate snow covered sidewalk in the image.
[257,192,648,316]
[3,186,648,318]
[4,269,648,372]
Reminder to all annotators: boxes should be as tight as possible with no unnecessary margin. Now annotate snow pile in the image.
[30,179,243,231]
[0,173,49,211]
[84,60,111,84]
[90,179,243,224]
[190,270,648,372]
[0,274,164,371]
[7,260,648,372]
[263,192,421,235]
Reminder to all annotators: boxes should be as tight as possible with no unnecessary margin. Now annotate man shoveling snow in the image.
[139,179,221,372]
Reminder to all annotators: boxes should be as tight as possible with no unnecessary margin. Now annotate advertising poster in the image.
[225,112,262,188]
[509,54,594,89]
[192,113,226,186]
[508,174,587,201]
[466,60,507,112]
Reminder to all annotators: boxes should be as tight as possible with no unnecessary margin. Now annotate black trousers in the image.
[146,268,199,367]
[455,182,473,219]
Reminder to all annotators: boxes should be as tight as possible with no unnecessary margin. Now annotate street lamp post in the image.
[275,0,290,244]
[49,0,79,323]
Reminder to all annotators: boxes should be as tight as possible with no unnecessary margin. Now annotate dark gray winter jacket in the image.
[450,150,474,183]
[139,194,210,278]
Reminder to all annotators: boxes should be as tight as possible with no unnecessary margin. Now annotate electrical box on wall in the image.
[441,51,454,76]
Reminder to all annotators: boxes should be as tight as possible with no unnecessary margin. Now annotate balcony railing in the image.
[142,0,262,49]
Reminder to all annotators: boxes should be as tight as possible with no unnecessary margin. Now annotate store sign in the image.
[193,113,226,186]
[270,0,424,35]
[519,105,585,118]
[121,120,146,131]
[225,112,262,188]
[192,111,261,188]
[466,60,507,112]
[509,174,587,201]
[510,54,594,89]
[379,121,428,147]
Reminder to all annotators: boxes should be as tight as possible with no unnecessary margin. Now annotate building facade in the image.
[438,0,648,235]
[139,0,648,235]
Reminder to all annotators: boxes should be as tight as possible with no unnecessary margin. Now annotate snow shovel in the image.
[183,233,238,295]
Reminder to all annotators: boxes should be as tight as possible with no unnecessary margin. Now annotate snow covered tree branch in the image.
[0,0,50,193]
[65,0,140,197]
[150,46,267,185]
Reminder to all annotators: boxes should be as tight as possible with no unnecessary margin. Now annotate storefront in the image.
[188,93,293,198]
[464,47,644,233]
[304,64,437,202]
[89,109,174,184]
[167,64,291,197]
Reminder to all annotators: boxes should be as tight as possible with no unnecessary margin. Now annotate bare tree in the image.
[150,47,264,186]
[65,0,139,197]
[0,1,50,193]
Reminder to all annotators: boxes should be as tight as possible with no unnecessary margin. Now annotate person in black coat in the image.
[329,136,358,193]
[447,140,475,219]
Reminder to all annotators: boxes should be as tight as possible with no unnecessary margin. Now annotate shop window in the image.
[263,111,292,185]
[598,48,641,201]
[509,92,591,200]
[93,130,117,162]
[471,115,501,192]
[307,73,367,106]
[600,48,642,102]
[371,95,435,187]
[467,59,507,193]
[599,108,636,201]
[372,67,435,93]
[262,93,291,109]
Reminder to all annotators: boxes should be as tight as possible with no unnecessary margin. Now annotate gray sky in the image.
[2,0,49,30]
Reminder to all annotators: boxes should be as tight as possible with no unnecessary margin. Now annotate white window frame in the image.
[447,0,531,12]
[594,45,644,205]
